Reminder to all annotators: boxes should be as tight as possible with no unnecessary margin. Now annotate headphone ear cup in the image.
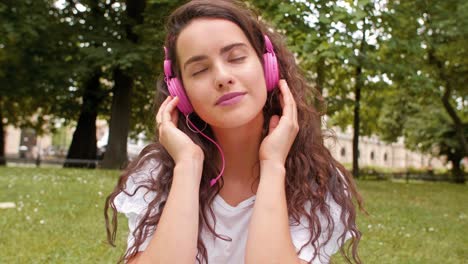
[167,77,193,116]
[263,52,279,92]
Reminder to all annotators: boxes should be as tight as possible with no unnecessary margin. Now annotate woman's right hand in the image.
[156,96,204,164]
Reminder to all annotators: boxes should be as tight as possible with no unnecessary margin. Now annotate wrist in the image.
[174,157,204,183]
[258,160,286,189]
[175,148,204,165]
[260,160,285,169]
[260,160,286,176]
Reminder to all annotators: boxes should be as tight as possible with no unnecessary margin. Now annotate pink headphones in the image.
[162,35,279,187]
[163,35,279,116]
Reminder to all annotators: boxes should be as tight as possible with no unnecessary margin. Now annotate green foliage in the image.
[0,0,72,133]
[250,0,389,138]
[57,0,185,138]
[2,0,466,169]
[0,0,185,138]
[377,0,468,162]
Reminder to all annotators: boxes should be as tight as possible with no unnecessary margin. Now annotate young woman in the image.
[105,1,364,263]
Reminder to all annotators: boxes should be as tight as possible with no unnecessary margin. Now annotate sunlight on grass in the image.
[1,167,466,263]
[0,167,128,263]
[332,180,468,263]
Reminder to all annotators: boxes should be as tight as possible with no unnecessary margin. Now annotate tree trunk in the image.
[64,70,103,168]
[101,68,133,169]
[316,57,325,95]
[448,151,465,184]
[440,83,468,157]
[100,0,145,169]
[0,98,5,166]
[352,65,362,179]
[352,19,368,179]
[427,49,468,158]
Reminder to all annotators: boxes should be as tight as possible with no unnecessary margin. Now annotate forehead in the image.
[176,18,251,61]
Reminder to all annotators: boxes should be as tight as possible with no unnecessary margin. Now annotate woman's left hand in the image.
[259,79,299,165]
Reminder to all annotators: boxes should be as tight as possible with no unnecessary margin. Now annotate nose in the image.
[214,63,234,90]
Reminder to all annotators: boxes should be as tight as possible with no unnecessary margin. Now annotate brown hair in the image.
[105,0,364,263]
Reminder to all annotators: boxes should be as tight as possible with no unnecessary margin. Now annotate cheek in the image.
[183,82,212,114]
[239,58,266,84]
[181,74,206,100]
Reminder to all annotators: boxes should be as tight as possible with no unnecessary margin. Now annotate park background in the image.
[0,0,467,263]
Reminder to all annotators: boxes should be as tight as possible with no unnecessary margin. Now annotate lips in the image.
[215,92,247,105]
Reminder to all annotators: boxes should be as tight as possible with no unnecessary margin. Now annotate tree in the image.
[57,0,183,169]
[59,0,116,167]
[251,0,387,178]
[100,0,146,169]
[101,0,185,169]
[63,69,105,168]
[378,0,468,182]
[0,0,73,165]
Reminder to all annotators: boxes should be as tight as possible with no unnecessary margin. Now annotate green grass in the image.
[0,167,467,264]
[332,180,468,264]
[0,167,128,263]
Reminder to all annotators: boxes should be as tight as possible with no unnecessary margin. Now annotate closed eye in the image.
[230,56,246,62]
[192,68,208,76]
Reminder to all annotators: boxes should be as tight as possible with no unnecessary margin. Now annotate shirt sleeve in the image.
[114,159,160,254]
[290,194,353,264]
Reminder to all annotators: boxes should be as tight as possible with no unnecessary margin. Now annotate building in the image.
[4,121,448,170]
[324,126,447,170]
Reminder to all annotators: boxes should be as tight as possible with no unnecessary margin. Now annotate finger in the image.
[156,96,173,124]
[279,89,285,108]
[278,80,299,131]
[162,96,179,124]
[278,80,295,119]
[170,102,179,125]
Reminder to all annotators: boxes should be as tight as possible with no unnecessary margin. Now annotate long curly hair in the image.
[105,0,364,263]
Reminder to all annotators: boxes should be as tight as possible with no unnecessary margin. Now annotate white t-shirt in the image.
[114,159,352,264]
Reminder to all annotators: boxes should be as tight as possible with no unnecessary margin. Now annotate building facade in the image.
[324,126,447,170]
[4,122,448,170]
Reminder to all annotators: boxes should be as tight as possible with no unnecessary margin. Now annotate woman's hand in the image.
[259,80,299,165]
[156,96,204,164]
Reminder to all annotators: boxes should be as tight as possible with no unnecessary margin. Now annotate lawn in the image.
[0,167,466,263]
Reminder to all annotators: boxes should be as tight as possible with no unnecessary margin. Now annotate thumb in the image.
[268,115,280,135]
[170,99,179,125]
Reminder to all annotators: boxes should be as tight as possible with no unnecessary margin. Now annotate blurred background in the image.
[1,0,467,181]
[0,0,467,263]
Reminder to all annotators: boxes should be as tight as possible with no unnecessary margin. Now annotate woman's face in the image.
[176,18,267,129]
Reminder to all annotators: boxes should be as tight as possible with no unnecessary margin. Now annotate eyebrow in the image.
[183,42,247,70]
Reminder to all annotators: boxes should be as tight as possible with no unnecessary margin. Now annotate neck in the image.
[211,112,264,187]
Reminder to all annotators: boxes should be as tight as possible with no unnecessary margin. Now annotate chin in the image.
[208,107,264,129]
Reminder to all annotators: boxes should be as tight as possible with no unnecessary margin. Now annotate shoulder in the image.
[114,158,162,216]
[127,158,161,185]
[113,158,165,254]
[291,191,347,232]
[290,194,352,263]
[290,167,354,263]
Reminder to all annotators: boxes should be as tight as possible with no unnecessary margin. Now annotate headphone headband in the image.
[264,35,275,53]
[163,34,279,114]
[161,34,279,188]
[163,47,173,77]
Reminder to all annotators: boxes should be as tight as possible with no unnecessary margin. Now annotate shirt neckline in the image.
[214,194,257,211]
